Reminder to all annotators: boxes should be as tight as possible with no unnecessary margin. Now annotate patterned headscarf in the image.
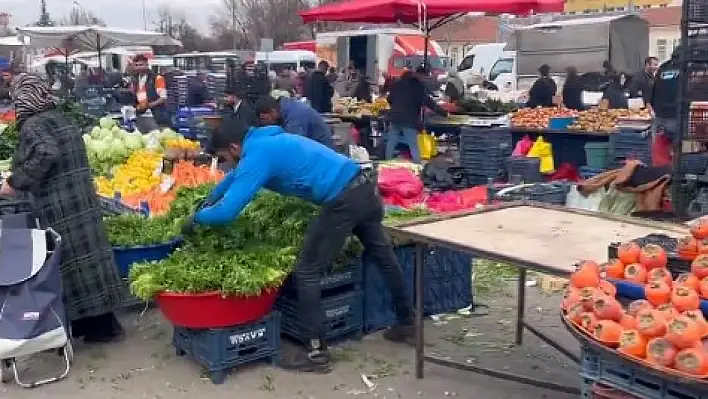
[11,73,56,124]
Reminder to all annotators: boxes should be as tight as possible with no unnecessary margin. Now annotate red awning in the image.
[300,0,564,24]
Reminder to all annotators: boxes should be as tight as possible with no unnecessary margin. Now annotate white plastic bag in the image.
[565,184,605,212]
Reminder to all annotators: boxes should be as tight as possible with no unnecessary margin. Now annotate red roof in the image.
[429,16,500,43]
[639,6,681,27]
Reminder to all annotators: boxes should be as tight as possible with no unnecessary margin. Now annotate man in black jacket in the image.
[0,68,12,104]
[305,60,334,113]
[385,68,448,163]
[650,47,682,164]
[629,56,659,106]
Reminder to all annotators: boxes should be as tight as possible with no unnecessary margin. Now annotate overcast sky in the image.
[5,0,222,32]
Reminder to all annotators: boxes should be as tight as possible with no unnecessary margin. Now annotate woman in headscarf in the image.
[1,74,127,343]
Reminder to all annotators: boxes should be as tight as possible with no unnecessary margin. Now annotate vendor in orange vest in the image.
[130,54,169,133]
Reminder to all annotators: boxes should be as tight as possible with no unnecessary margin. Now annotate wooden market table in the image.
[385,202,688,393]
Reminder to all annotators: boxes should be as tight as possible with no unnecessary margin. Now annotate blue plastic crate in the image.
[277,290,363,343]
[173,312,280,384]
[580,343,708,399]
[579,166,605,180]
[363,246,473,333]
[548,116,577,130]
[113,238,183,278]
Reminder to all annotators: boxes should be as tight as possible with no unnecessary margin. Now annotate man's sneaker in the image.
[280,345,333,373]
[383,324,415,345]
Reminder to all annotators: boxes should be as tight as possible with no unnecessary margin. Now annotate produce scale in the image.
[385,202,689,394]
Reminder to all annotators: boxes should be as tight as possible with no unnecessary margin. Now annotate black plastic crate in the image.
[279,259,363,298]
[173,312,281,384]
[277,290,363,342]
[688,0,708,24]
[607,235,690,276]
[506,157,542,182]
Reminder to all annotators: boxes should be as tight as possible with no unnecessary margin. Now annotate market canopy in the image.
[0,36,24,47]
[300,0,565,25]
[15,26,182,52]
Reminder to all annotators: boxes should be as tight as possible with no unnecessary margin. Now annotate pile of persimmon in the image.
[563,260,708,378]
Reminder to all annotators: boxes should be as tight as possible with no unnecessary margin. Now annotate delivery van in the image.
[457,43,506,86]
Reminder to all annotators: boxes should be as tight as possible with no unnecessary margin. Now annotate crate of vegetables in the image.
[563,259,708,397]
[104,214,184,278]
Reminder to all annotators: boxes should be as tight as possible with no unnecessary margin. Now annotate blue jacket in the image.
[194,125,360,226]
[279,98,334,148]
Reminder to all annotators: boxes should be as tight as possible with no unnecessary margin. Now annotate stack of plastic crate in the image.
[276,259,364,342]
[206,73,227,100]
[174,107,217,140]
[607,131,651,169]
[231,62,271,104]
[459,127,512,186]
[165,73,188,113]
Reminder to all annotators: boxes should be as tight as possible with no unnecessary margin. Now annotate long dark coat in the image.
[10,109,126,321]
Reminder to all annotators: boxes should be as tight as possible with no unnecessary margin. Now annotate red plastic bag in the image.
[349,126,361,145]
[550,163,580,182]
[426,191,465,213]
[512,135,533,156]
[457,186,488,208]
[378,168,424,199]
[652,134,672,167]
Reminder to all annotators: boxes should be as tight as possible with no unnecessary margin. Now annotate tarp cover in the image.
[16,26,182,52]
[508,15,649,76]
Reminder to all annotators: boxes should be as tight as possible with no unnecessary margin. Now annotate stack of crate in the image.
[673,1,708,217]
[276,258,364,343]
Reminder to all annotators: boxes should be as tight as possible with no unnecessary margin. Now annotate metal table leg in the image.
[516,267,527,345]
[415,243,425,379]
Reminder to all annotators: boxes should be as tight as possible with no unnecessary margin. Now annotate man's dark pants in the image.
[295,174,413,346]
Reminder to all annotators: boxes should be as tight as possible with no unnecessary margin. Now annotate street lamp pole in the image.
[142,0,147,30]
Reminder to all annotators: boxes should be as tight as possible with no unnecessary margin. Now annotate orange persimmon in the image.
[692,254,708,280]
[674,348,708,376]
[675,273,700,291]
[562,287,580,310]
[578,287,601,311]
[657,303,680,320]
[646,337,677,367]
[690,217,708,239]
[683,310,708,338]
[624,263,647,284]
[570,261,601,289]
[593,320,623,344]
[639,244,668,270]
[627,299,654,316]
[677,235,699,253]
[645,281,672,306]
[671,286,701,312]
[665,316,702,349]
[597,280,617,297]
[637,308,667,338]
[567,303,586,324]
[619,313,638,330]
[600,259,625,280]
[701,277,708,300]
[647,268,672,286]
[697,238,708,255]
[617,242,641,265]
[579,312,598,332]
[594,296,623,321]
[618,330,648,358]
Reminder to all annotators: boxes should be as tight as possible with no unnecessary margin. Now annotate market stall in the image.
[385,202,688,393]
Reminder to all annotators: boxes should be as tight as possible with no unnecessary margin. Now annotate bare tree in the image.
[60,7,104,26]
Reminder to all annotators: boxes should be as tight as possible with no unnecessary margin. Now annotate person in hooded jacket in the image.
[304,61,334,113]
[181,118,414,373]
[650,46,682,163]
[562,66,584,110]
[526,64,557,108]
[602,72,629,109]
[255,95,334,149]
[385,68,448,163]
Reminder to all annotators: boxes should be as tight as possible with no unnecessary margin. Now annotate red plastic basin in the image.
[155,289,279,329]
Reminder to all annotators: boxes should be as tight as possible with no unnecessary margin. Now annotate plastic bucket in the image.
[584,142,610,169]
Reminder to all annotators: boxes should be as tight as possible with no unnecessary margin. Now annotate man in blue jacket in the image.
[182,118,414,372]
[255,95,335,149]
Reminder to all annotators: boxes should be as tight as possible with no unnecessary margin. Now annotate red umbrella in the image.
[300,0,564,24]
